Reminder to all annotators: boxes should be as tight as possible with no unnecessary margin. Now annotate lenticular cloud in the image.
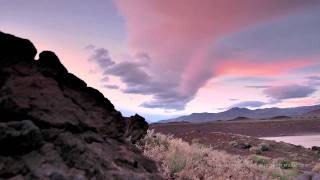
[111,0,319,110]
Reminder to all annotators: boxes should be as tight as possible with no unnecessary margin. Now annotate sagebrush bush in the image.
[250,155,271,166]
[279,160,293,169]
[137,130,298,180]
[249,146,262,154]
[258,143,270,151]
[312,163,320,173]
[166,151,187,173]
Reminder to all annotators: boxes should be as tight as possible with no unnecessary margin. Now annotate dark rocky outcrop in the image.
[311,146,320,154]
[0,31,162,180]
[125,114,149,144]
[0,120,43,156]
[0,32,36,65]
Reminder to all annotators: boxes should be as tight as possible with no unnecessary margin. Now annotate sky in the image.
[1,0,320,122]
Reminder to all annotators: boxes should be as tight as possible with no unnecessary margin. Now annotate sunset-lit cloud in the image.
[2,0,320,121]
[264,85,317,100]
[215,60,313,77]
[113,0,320,110]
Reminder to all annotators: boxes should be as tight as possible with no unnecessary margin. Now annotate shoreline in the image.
[261,134,320,148]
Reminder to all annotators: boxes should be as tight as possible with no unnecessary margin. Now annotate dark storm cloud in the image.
[263,85,316,100]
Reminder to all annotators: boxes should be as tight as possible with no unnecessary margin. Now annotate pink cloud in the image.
[113,0,319,110]
[283,98,319,106]
[215,59,315,77]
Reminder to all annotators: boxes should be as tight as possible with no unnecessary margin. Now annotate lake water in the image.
[261,134,320,148]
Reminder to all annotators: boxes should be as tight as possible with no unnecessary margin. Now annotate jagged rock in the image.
[0,157,30,180]
[0,31,163,180]
[125,114,149,144]
[312,146,320,151]
[0,120,43,155]
[0,32,36,66]
[38,51,68,75]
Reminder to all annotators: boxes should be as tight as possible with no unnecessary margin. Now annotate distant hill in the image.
[159,105,320,123]
[303,109,320,117]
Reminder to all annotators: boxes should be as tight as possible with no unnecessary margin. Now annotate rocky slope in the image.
[0,31,163,180]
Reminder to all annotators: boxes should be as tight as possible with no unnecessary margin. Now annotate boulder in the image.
[0,32,37,65]
[312,146,320,151]
[38,51,68,75]
[125,114,149,144]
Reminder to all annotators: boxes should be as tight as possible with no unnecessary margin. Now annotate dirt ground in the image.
[151,118,320,171]
[152,117,320,137]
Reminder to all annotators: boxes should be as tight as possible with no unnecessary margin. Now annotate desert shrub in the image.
[192,138,209,149]
[270,172,287,180]
[138,130,297,180]
[270,169,300,180]
[229,141,251,149]
[279,160,293,169]
[250,155,271,166]
[166,151,187,174]
[312,163,320,173]
[229,140,238,147]
[191,138,200,144]
[249,146,262,154]
[258,143,270,151]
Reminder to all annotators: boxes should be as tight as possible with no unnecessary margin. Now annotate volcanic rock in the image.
[0,31,163,180]
[125,114,149,144]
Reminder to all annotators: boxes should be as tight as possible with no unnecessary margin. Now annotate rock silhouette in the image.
[124,114,149,144]
[0,31,162,180]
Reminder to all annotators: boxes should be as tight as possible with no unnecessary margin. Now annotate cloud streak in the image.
[87,45,115,69]
[263,85,316,100]
[229,101,267,108]
[246,85,271,89]
[103,85,119,90]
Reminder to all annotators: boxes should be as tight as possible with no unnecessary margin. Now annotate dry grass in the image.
[137,130,300,180]
[313,163,320,173]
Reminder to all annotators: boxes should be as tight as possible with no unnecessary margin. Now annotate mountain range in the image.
[159,104,320,123]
